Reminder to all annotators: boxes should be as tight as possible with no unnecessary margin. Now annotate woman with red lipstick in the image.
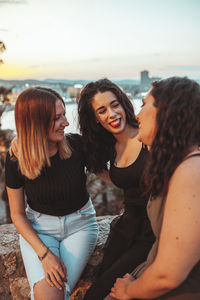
[78,79,154,300]
[5,87,98,300]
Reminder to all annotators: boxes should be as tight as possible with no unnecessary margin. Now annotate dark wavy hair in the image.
[145,76,200,198]
[78,78,138,173]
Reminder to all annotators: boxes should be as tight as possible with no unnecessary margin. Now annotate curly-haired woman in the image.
[109,77,200,300]
[78,79,154,300]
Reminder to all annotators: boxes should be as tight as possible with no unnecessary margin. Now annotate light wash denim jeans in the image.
[20,199,98,300]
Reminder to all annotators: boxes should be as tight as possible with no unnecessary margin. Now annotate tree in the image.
[0,41,14,127]
[0,41,6,65]
[0,41,14,224]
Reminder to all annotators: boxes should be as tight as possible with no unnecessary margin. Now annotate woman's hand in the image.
[42,250,67,290]
[9,136,18,157]
[109,273,133,300]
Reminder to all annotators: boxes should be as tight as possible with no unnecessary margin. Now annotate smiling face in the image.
[91,91,126,135]
[48,99,69,144]
[136,90,157,146]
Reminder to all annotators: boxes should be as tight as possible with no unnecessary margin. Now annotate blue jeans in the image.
[20,199,98,300]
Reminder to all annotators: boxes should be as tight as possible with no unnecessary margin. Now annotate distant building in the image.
[140,70,161,92]
[140,70,150,92]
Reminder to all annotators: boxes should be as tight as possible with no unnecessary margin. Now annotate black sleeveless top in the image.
[109,145,149,210]
[108,146,154,243]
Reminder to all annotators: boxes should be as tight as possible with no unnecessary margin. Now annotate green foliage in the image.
[0,41,6,64]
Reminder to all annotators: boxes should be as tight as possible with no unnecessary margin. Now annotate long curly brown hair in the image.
[78,78,138,173]
[145,76,200,198]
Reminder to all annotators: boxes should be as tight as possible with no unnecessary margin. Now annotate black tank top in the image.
[109,145,149,210]
[108,145,154,242]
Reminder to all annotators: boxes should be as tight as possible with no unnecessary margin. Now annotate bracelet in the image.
[38,248,49,261]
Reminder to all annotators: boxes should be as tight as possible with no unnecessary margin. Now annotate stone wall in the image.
[0,215,116,300]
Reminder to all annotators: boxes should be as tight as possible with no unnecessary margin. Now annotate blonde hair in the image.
[15,87,72,179]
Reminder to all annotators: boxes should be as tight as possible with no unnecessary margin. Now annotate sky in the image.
[0,0,200,80]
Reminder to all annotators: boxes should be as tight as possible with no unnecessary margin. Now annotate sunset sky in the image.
[0,0,200,80]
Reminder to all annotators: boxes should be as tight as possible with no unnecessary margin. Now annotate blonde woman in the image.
[5,87,98,300]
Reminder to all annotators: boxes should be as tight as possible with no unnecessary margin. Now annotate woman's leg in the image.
[20,205,70,300]
[60,199,98,293]
[98,231,128,276]
[156,291,200,299]
[20,234,65,300]
[60,228,98,292]
[34,278,64,300]
[104,291,200,300]
[83,240,152,300]
[21,201,97,299]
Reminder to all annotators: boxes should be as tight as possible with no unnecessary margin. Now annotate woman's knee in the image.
[33,278,65,300]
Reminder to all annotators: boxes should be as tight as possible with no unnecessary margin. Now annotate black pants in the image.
[156,292,200,300]
[105,292,200,300]
[83,240,152,300]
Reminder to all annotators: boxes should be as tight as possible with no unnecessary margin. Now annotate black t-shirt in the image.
[5,134,89,216]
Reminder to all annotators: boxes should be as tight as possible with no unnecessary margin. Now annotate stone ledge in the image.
[0,215,116,300]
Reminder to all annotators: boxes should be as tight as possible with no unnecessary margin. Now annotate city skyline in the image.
[0,0,200,80]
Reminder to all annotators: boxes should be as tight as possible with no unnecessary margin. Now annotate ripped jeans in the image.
[20,199,98,300]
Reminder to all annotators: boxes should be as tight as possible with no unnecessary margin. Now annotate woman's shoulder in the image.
[65,133,84,153]
[66,133,82,145]
[177,152,200,174]
[169,152,200,192]
[5,151,24,188]
[162,152,200,234]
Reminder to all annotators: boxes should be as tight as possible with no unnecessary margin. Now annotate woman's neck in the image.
[114,125,138,145]
[113,126,142,167]
[48,141,58,157]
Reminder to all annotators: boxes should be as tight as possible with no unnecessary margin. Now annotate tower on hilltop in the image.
[140,70,161,92]
[140,70,150,92]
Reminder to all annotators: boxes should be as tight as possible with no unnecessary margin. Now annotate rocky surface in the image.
[0,215,116,300]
